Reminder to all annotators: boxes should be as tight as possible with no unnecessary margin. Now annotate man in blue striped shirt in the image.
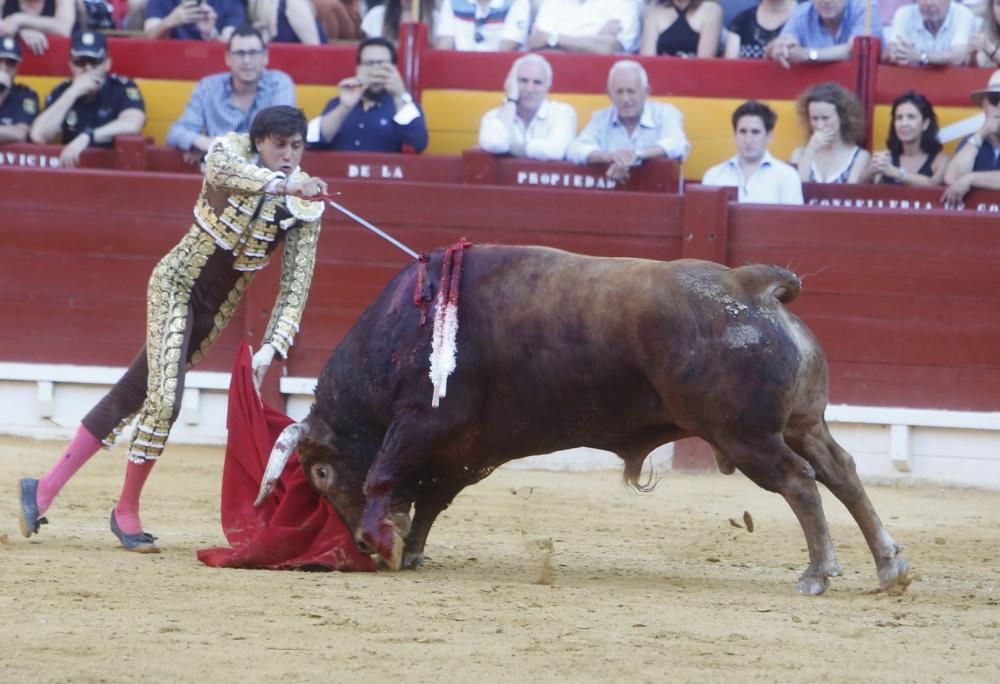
[166,25,296,164]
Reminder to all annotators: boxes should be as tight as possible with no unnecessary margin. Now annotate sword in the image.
[319,194,420,260]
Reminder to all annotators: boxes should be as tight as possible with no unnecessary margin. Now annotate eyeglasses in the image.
[987,93,1000,106]
[474,16,486,43]
[71,56,104,68]
[229,49,265,60]
[359,59,392,67]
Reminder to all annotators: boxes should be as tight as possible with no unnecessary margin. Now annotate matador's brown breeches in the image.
[81,227,253,463]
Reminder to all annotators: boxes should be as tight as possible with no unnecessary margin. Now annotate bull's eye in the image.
[311,464,334,484]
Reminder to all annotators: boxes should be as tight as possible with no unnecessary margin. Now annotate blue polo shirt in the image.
[780,0,883,48]
[310,90,429,153]
[146,0,246,40]
[970,138,1000,172]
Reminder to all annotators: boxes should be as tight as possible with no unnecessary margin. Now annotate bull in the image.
[259,244,911,595]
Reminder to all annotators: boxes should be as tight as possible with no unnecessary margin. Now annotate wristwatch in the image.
[918,50,929,66]
[808,49,819,62]
[547,32,559,48]
[400,92,413,105]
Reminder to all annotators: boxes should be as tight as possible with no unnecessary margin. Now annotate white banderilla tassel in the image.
[428,296,459,408]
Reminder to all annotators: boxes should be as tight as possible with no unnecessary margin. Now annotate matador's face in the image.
[257,133,305,176]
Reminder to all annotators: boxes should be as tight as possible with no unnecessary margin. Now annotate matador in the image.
[17,105,328,553]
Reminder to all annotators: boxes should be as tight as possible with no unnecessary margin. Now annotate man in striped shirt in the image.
[166,25,296,164]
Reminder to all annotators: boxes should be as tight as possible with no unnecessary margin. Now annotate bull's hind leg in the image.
[720,434,841,595]
[786,423,911,593]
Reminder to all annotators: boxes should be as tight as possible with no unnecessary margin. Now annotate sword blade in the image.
[326,199,420,260]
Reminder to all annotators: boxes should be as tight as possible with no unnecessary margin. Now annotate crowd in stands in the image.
[0,0,998,64]
[2,2,1000,205]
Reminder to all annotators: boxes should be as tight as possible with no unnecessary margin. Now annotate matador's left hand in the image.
[252,343,276,392]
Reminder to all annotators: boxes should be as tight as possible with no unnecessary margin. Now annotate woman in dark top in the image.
[862,91,950,186]
[0,0,74,54]
[724,0,795,59]
[640,0,722,59]
[249,0,326,44]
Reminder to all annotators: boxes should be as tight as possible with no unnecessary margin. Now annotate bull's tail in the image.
[723,264,802,305]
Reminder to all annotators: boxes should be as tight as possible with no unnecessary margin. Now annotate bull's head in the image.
[295,416,370,537]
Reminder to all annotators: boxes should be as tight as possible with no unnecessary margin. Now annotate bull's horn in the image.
[254,421,311,507]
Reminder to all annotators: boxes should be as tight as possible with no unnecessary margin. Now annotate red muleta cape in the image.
[196,343,375,572]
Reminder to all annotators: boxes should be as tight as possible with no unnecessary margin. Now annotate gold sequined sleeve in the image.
[264,217,322,358]
[204,132,284,195]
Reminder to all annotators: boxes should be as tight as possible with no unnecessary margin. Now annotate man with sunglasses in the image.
[167,25,295,165]
[435,0,530,51]
[0,36,38,143]
[28,30,146,167]
[308,36,427,153]
[942,69,1000,206]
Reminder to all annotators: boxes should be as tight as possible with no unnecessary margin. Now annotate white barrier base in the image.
[2,363,998,490]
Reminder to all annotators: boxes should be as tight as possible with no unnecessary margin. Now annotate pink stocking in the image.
[36,425,103,515]
[114,459,156,535]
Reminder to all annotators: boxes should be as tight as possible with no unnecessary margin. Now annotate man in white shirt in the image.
[568,60,689,182]
[526,0,641,54]
[478,54,577,160]
[702,100,803,205]
[435,0,531,51]
[884,0,975,65]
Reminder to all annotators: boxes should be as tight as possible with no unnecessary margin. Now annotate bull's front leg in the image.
[358,416,432,569]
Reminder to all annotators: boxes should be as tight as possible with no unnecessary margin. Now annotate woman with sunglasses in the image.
[863,91,949,186]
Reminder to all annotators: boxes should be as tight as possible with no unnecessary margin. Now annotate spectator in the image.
[942,69,1000,205]
[313,0,361,40]
[0,34,38,143]
[791,81,870,183]
[29,30,145,167]
[478,53,577,160]
[526,0,641,54]
[308,36,428,153]
[0,0,74,56]
[725,0,797,58]
[862,91,949,185]
[640,0,723,58]
[767,0,883,67]
[435,0,531,51]
[144,0,246,41]
[702,100,804,203]
[166,25,295,164]
[362,0,436,44]
[568,60,689,182]
[247,0,326,44]
[883,0,974,65]
[969,0,1000,67]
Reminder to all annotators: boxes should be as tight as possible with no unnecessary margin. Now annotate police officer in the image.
[0,36,38,143]
[29,30,147,167]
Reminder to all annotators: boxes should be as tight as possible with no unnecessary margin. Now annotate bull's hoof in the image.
[402,551,425,569]
[359,522,403,571]
[796,574,830,596]
[878,556,912,594]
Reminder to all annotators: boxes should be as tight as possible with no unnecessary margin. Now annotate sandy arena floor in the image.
[2,435,999,683]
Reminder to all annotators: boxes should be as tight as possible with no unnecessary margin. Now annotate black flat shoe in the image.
[109,510,160,554]
[17,478,48,538]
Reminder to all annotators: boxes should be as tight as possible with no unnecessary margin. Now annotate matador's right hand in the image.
[284,176,329,198]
